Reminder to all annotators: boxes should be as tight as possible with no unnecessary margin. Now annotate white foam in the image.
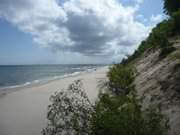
[0,66,102,91]
[0,81,32,90]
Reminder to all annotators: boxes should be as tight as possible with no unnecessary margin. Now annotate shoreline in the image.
[0,66,108,97]
[0,66,108,135]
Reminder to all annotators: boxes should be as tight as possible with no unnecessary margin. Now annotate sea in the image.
[0,64,106,91]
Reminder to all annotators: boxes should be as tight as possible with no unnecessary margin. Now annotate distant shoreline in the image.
[0,65,108,95]
[0,66,109,97]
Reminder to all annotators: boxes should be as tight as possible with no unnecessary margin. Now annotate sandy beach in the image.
[0,67,108,135]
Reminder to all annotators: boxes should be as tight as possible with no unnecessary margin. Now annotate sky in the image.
[0,0,165,65]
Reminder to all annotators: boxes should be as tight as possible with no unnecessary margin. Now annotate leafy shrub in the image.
[147,20,175,49]
[91,93,169,135]
[169,51,180,60]
[107,64,135,95]
[152,20,174,38]
[172,10,180,34]
[148,21,176,57]
[160,45,176,58]
[42,80,93,135]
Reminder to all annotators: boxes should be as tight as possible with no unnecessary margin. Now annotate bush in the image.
[160,45,176,58]
[42,80,93,135]
[91,93,169,135]
[147,20,174,48]
[169,51,180,60]
[107,64,135,95]
[172,10,180,34]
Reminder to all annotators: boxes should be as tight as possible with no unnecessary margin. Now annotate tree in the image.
[163,0,180,16]
[42,80,93,135]
[107,65,135,95]
[172,10,180,33]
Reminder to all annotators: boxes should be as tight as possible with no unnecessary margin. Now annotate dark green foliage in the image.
[148,20,176,57]
[169,51,180,60]
[160,45,176,58]
[145,19,174,51]
[91,93,169,135]
[107,64,135,95]
[149,20,174,43]
[163,0,180,16]
[172,10,180,34]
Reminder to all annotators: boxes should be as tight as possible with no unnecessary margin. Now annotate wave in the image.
[0,68,97,91]
[0,82,32,90]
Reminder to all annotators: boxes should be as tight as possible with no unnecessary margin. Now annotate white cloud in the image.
[150,14,164,24]
[0,0,151,62]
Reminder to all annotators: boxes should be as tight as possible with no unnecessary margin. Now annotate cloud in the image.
[0,0,150,61]
[150,14,164,24]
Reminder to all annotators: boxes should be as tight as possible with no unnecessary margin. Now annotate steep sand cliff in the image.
[134,37,180,135]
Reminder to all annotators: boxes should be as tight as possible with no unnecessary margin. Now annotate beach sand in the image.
[0,67,108,135]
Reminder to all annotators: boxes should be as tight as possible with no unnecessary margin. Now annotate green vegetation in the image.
[107,64,135,95]
[91,93,169,135]
[90,65,169,135]
[172,10,180,34]
[147,19,176,58]
[163,0,180,16]
[169,51,180,60]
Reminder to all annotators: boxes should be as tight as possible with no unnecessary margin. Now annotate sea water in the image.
[0,64,105,90]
